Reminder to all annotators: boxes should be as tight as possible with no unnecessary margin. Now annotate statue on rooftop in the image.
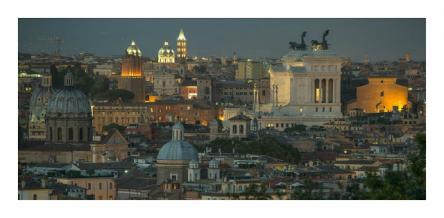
[289,31,307,51]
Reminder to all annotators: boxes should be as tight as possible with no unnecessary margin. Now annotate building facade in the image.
[158,41,175,64]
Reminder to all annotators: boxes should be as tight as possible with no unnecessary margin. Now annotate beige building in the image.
[153,72,180,96]
[90,129,129,163]
[92,101,150,135]
[57,177,117,200]
[259,48,343,129]
[228,114,252,139]
[235,59,267,81]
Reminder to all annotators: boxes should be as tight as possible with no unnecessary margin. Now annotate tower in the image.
[118,40,145,102]
[176,28,187,62]
[187,160,200,182]
[208,159,220,181]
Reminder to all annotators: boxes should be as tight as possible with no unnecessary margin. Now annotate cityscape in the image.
[18,18,426,200]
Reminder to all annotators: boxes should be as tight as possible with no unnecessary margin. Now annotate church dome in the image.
[47,89,91,114]
[126,40,142,57]
[157,141,198,161]
[158,41,175,57]
[157,122,198,161]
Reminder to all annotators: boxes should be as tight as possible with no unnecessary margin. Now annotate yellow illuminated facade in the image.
[121,41,143,77]
[118,40,145,102]
[158,41,175,63]
[347,77,409,113]
[176,28,187,61]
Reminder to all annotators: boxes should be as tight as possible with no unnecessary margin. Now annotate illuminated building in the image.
[346,76,409,113]
[118,40,146,102]
[158,41,175,63]
[180,81,198,100]
[258,31,343,129]
[176,28,187,62]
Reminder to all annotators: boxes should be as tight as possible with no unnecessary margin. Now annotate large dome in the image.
[157,140,198,161]
[47,88,91,114]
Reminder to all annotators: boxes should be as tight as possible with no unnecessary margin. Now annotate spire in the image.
[177,28,186,41]
[131,40,136,46]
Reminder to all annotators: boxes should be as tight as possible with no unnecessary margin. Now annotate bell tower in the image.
[176,28,187,62]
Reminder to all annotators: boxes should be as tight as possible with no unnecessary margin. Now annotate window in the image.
[33,194,37,200]
[57,127,62,141]
[68,128,73,141]
[380,91,384,97]
[79,127,83,141]
[239,125,244,134]
[316,107,319,112]
[87,183,91,190]
[99,183,102,190]
[109,183,113,189]
[49,127,53,141]
[232,125,237,134]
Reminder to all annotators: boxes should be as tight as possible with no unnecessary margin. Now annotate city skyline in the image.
[19,18,425,62]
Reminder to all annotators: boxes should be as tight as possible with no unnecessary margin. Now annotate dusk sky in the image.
[18,18,425,62]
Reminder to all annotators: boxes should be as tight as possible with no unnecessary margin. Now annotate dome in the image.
[158,41,175,56]
[47,88,91,114]
[126,40,142,57]
[157,140,198,161]
[157,122,198,161]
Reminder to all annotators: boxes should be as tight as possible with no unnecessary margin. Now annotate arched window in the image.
[232,125,237,134]
[79,127,83,141]
[57,127,62,141]
[68,128,73,141]
[239,124,244,134]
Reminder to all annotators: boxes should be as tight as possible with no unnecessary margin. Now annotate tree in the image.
[96,89,135,102]
[341,133,426,200]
